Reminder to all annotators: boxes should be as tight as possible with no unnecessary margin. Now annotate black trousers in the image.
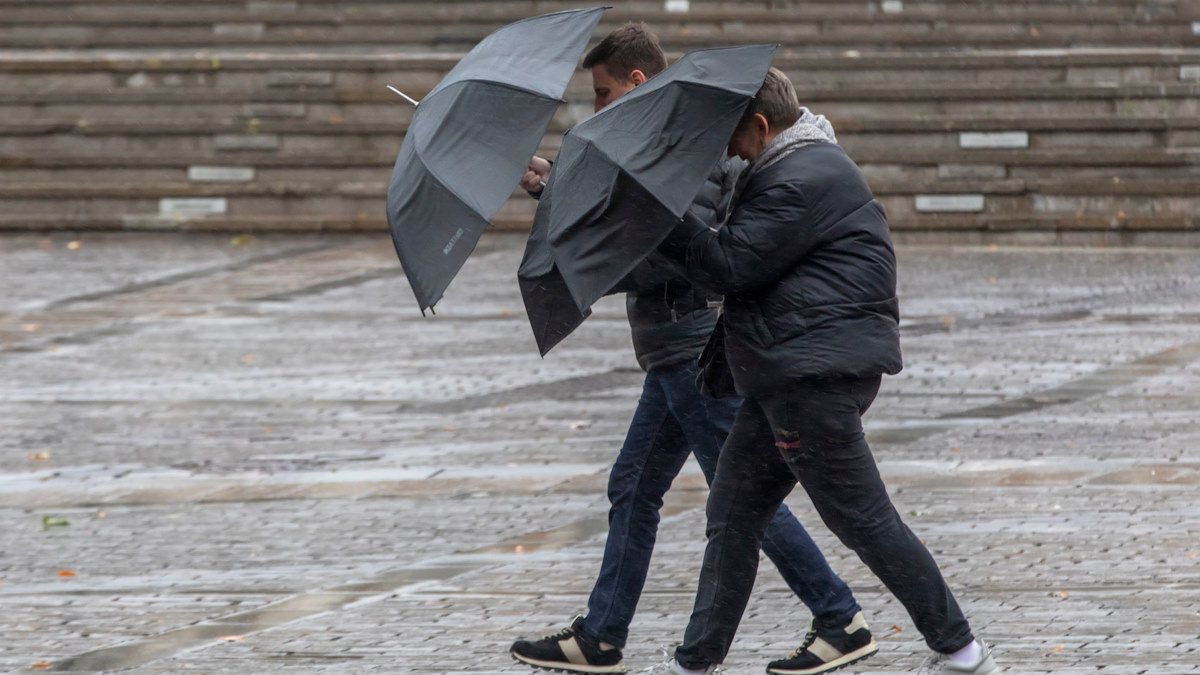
[674,375,975,669]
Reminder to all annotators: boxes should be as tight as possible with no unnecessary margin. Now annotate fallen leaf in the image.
[66,241,82,250]
[230,234,254,247]
[218,635,245,642]
[569,420,592,430]
[32,662,52,671]
[28,452,50,461]
[239,354,258,364]
[1048,644,1064,654]
[97,511,106,519]
[57,570,76,577]
[514,545,525,553]
[1059,591,1069,599]
[22,323,39,332]
[890,625,903,633]
[1188,552,1197,558]
[42,516,70,529]
[951,447,961,453]
[940,316,956,325]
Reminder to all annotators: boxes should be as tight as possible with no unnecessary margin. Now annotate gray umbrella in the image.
[518,44,776,354]
[386,7,606,313]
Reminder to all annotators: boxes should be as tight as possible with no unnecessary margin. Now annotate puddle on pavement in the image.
[51,623,258,672]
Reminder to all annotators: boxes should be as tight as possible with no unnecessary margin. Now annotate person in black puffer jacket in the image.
[654,68,1003,675]
[508,26,873,675]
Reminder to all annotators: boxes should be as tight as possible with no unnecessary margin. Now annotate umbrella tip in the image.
[387,86,420,107]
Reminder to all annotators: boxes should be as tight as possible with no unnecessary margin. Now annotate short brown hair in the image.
[737,67,801,130]
[582,23,667,82]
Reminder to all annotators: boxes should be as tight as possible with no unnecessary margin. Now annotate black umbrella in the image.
[519,44,776,354]
[386,6,606,313]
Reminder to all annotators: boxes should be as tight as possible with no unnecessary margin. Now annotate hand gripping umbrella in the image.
[518,44,776,354]
[386,7,606,313]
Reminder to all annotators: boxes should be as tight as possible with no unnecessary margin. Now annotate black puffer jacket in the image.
[658,142,902,395]
[611,157,744,371]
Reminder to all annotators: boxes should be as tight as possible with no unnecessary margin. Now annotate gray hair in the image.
[737,67,801,130]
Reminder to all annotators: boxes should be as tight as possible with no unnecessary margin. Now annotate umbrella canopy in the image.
[519,44,776,354]
[517,213,591,356]
[386,6,606,313]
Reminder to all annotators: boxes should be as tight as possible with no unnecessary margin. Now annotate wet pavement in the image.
[2,232,1199,674]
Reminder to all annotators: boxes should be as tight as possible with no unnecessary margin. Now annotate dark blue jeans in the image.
[674,376,974,669]
[582,360,859,648]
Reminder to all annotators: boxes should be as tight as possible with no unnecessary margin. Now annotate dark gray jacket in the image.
[610,157,743,371]
[658,141,902,395]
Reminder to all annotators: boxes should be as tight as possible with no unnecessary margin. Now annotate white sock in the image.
[673,660,709,675]
[948,640,983,666]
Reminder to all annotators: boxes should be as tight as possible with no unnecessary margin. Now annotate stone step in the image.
[1,20,1196,49]
[3,178,1197,232]
[5,77,1200,105]
[8,46,1200,68]
[4,145,1197,169]
[0,0,1189,22]
[5,113,1200,137]
[1,4,1190,28]
[7,176,1200,199]
[3,208,1195,248]
[6,49,1200,108]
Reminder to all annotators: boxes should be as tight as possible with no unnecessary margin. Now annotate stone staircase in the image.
[3,0,1200,244]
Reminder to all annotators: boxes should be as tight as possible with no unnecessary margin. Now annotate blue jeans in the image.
[583,360,859,648]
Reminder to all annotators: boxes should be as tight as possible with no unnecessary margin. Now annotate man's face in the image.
[726,114,768,161]
[726,123,759,161]
[590,63,638,112]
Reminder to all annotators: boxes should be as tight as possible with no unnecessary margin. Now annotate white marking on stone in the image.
[214,134,281,150]
[247,0,297,12]
[915,195,986,212]
[1180,65,1200,81]
[159,197,228,217]
[665,0,690,12]
[882,0,904,14]
[960,131,1029,149]
[188,166,256,182]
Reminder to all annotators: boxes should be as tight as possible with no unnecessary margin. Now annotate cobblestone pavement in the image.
[2,232,1199,674]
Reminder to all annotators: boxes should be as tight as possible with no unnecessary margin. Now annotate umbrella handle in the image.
[387,86,420,107]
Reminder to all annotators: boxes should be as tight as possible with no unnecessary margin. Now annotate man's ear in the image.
[629,69,647,86]
[754,113,770,139]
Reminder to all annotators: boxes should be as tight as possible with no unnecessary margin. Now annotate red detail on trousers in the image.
[776,440,803,450]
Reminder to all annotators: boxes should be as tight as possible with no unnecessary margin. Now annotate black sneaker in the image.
[511,615,626,673]
[766,611,878,675]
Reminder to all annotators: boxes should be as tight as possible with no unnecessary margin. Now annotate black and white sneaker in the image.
[766,611,878,675]
[511,616,626,673]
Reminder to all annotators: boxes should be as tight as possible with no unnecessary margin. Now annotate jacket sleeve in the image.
[658,179,820,295]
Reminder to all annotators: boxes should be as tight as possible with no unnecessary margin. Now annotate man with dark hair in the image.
[509,28,875,675]
[648,67,1003,675]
